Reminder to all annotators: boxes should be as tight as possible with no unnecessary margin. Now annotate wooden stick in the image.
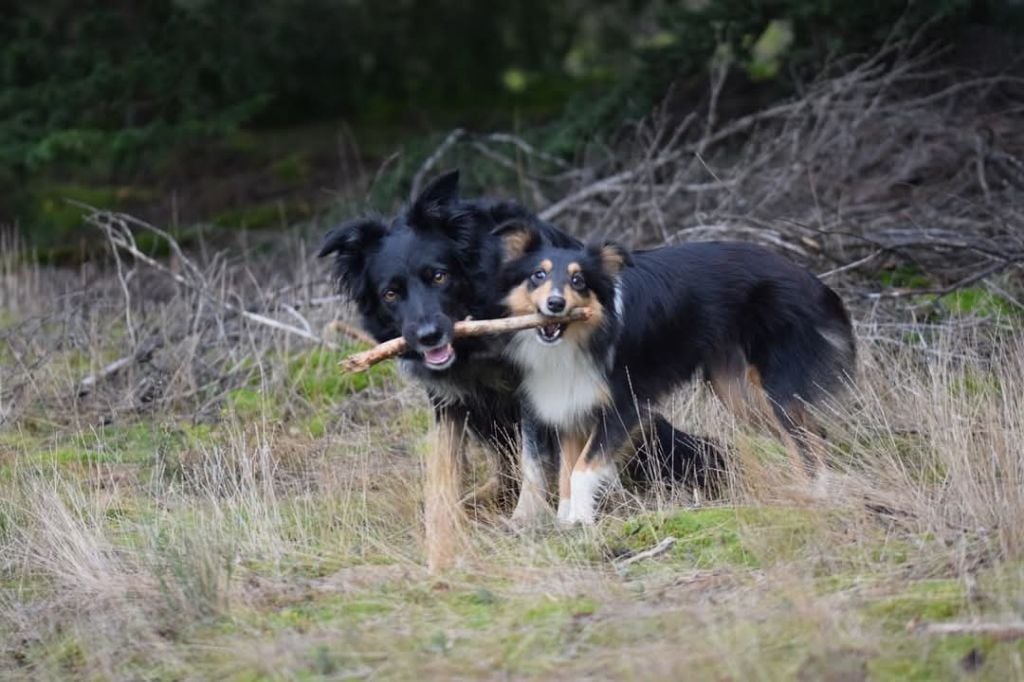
[615,536,678,570]
[916,622,1024,641]
[339,308,593,373]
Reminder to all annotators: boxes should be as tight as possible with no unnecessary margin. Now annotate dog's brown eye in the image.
[382,289,398,303]
[432,270,448,285]
[531,269,546,283]
[570,273,586,290]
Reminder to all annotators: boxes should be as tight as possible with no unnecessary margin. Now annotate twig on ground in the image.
[916,622,1024,641]
[77,335,164,397]
[615,537,678,569]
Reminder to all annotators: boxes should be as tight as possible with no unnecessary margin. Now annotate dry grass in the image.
[2,227,1024,680]
[3,45,1024,680]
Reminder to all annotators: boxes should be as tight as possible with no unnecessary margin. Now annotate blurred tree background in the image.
[1,0,1018,256]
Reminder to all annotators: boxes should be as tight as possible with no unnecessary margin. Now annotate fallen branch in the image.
[916,621,1024,641]
[82,208,340,350]
[77,334,164,397]
[339,308,593,373]
[615,536,678,569]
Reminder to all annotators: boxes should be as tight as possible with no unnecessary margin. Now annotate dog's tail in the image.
[624,415,727,498]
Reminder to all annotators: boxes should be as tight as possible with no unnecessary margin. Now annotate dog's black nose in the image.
[416,324,443,347]
[546,295,566,314]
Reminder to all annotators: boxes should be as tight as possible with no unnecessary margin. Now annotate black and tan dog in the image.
[496,222,856,524]
[319,171,720,567]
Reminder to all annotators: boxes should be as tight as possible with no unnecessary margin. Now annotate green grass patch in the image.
[879,264,931,290]
[288,346,395,404]
[615,507,819,570]
[939,287,1020,319]
[222,386,276,420]
[865,579,965,630]
[249,594,394,634]
[0,422,212,473]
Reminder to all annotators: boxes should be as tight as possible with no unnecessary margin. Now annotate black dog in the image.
[496,223,856,524]
[318,172,720,565]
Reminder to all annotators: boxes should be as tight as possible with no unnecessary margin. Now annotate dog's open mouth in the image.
[422,343,455,369]
[536,323,565,344]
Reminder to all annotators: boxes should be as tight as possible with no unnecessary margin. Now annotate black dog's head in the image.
[319,170,516,371]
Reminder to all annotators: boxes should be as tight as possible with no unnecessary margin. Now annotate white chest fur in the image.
[507,332,609,430]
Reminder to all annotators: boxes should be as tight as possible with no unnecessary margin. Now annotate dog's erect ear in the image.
[597,241,632,276]
[317,218,387,297]
[492,220,540,261]
[411,170,460,223]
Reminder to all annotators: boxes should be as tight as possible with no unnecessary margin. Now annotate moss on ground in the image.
[614,507,819,570]
[865,579,966,630]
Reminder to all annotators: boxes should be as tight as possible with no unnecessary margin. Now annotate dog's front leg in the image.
[557,431,589,522]
[512,411,561,522]
[567,410,630,525]
[425,405,467,572]
[511,415,553,524]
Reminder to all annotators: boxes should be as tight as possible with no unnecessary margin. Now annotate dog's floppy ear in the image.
[492,220,540,261]
[317,217,387,296]
[596,241,632,276]
[410,169,460,223]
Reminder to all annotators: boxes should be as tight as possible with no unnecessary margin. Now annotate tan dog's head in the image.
[494,221,631,346]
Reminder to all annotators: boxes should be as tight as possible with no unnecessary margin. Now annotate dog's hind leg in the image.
[710,352,825,483]
[425,406,468,572]
[769,399,829,482]
[708,349,765,424]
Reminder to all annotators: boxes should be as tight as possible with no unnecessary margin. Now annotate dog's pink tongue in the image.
[423,344,454,365]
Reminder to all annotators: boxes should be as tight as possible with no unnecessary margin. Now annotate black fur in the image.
[319,171,721,511]
[499,232,856,511]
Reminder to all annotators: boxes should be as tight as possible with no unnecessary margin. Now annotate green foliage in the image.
[546,0,973,148]
[0,1,598,177]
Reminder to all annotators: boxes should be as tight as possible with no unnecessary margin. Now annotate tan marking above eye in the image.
[567,263,581,275]
[539,259,553,272]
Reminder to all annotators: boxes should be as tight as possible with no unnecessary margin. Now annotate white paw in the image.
[566,491,598,526]
[556,498,572,524]
[567,468,610,526]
